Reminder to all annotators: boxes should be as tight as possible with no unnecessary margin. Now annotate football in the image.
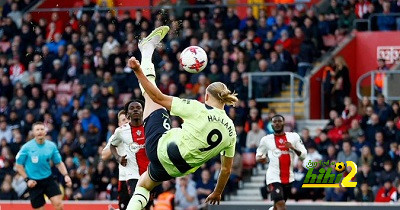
[179,46,208,73]
[335,162,346,173]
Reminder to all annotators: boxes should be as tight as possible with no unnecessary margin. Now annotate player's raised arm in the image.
[128,57,173,110]
[206,155,233,205]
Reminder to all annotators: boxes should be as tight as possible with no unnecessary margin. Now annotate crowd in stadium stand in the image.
[1,0,400,205]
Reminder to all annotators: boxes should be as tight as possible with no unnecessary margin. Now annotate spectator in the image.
[327,0,342,18]
[348,120,363,142]
[378,160,398,186]
[343,104,362,128]
[355,0,372,18]
[371,146,391,176]
[267,51,284,96]
[358,96,372,116]
[316,131,332,157]
[154,180,175,209]
[391,185,400,202]
[274,42,295,73]
[11,172,28,199]
[384,119,400,143]
[374,59,389,92]
[0,76,13,101]
[7,3,23,29]
[364,113,383,143]
[331,56,351,112]
[337,141,359,164]
[80,108,102,132]
[20,63,42,88]
[391,102,400,118]
[175,176,199,210]
[0,120,12,143]
[291,160,308,201]
[244,108,264,133]
[354,133,372,158]
[196,169,214,203]
[0,181,18,200]
[9,58,25,85]
[356,164,378,190]
[338,5,357,32]
[377,1,396,31]
[46,33,66,54]
[325,187,348,201]
[375,179,396,202]
[374,94,392,124]
[245,122,266,152]
[303,143,323,168]
[327,117,347,145]
[300,128,314,148]
[73,177,95,200]
[355,182,375,202]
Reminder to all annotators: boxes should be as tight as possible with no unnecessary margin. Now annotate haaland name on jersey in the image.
[207,115,234,137]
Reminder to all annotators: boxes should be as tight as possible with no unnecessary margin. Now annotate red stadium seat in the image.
[242,152,256,170]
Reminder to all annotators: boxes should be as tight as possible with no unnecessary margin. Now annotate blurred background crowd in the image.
[1,0,400,207]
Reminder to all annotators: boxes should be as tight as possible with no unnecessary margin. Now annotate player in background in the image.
[101,110,130,210]
[126,26,238,210]
[109,100,150,209]
[256,115,307,210]
[15,122,72,210]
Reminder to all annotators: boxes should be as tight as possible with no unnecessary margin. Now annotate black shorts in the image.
[29,176,61,208]
[144,109,173,182]
[268,182,292,203]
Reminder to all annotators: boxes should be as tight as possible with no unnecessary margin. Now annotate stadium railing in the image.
[356,70,400,102]
[247,71,309,117]
[354,13,400,31]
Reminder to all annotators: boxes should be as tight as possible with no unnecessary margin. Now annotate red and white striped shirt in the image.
[256,132,307,185]
[110,123,149,180]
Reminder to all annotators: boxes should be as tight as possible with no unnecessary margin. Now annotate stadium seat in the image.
[242,152,256,170]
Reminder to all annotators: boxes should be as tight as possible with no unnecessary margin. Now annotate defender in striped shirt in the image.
[110,100,150,209]
[256,115,307,210]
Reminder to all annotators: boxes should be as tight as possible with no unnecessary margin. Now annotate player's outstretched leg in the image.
[138,25,170,119]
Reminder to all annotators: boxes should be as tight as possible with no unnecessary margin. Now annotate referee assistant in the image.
[16,122,72,210]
